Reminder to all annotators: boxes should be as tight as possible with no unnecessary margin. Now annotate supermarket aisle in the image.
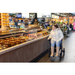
[38,31,75,62]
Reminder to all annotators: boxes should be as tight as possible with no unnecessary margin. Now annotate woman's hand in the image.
[56,40,59,43]
[47,34,51,40]
[47,37,50,40]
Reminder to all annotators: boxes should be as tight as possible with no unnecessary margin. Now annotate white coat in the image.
[48,28,64,43]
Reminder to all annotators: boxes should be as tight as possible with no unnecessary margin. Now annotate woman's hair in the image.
[54,24,58,28]
[35,19,37,20]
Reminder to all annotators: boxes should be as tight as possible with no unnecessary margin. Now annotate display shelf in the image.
[0,34,48,55]
[0,28,49,50]
[2,17,7,19]
[1,13,9,27]
[3,15,9,16]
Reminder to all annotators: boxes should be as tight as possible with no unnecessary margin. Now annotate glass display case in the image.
[0,26,49,51]
[24,28,49,41]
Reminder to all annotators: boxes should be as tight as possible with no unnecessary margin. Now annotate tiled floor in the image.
[38,31,75,63]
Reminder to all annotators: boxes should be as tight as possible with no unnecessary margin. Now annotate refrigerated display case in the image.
[0,27,50,62]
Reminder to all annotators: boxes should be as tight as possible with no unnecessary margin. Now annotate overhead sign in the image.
[52,14,59,19]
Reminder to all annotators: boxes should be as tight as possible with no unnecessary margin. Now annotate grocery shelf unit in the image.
[1,13,9,29]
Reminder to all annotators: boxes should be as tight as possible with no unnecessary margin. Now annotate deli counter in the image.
[0,25,50,62]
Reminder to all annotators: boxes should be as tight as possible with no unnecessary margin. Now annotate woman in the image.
[48,25,64,57]
[34,19,39,25]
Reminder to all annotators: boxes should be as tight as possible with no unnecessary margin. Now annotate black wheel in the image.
[59,52,62,61]
[61,48,65,58]
[62,52,64,58]
[60,52,62,58]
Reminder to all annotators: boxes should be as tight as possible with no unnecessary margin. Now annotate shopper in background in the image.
[34,19,39,25]
[48,25,64,57]
[66,23,69,27]
[31,18,36,24]
[45,22,50,28]
[14,19,18,28]
[70,23,73,30]
[66,23,70,35]
[24,18,28,28]
[9,16,12,21]
[28,19,32,24]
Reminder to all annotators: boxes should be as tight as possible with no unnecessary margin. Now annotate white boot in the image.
[50,47,54,57]
[55,47,59,57]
